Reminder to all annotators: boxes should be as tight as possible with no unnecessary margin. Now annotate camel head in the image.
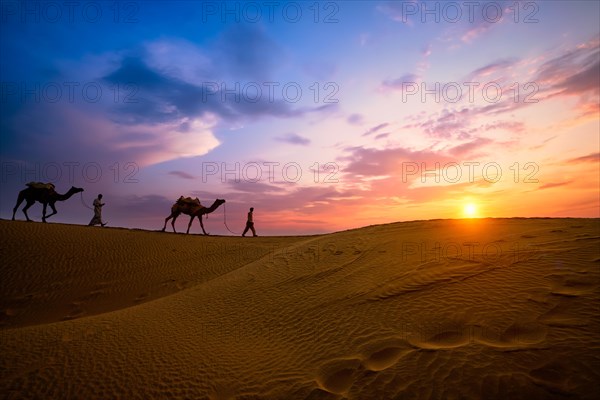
[216,199,226,206]
[70,186,85,194]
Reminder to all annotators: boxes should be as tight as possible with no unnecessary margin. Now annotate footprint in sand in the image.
[161,279,187,291]
[552,278,597,297]
[134,293,149,303]
[80,289,106,301]
[528,360,571,395]
[546,272,598,297]
[362,346,413,371]
[63,303,85,321]
[476,322,547,348]
[316,339,414,394]
[408,326,471,350]
[358,337,414,371]
[316,358,362,394]
[537,302,589,327]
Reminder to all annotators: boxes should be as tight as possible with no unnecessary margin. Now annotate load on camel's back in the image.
[176,196,203,208]
[26,182,56,191]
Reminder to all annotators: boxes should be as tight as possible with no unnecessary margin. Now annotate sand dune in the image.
[1,218,599,399]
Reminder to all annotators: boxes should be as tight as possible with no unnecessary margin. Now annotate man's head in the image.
[98,194,103,199]
[250,207,254,212]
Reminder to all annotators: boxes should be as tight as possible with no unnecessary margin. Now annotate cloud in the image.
[536,37,600,98]
[342,145,453,178]
[415,108,473,139]
[213,24,286,81]
[144,38,214,85]
[376,1,417,24]
[529,136,557,151]
[448,137,493,157]
[374,132,391,140]
[460,22,495,44]
[7,101,221,167]
[275,133,311,146]
[538,181,572,190]
[191,184,355,223]
[467,58,519,81]
[362,122,390,137]
[483,121,525,133]
[227,181,287,193]
[104,56,335,126]
[458,1,511,43]
[567,152,600,164]
[169,171,196,180]
[347,113,365,125]
[381,74,419,91]
[109,194,175,219]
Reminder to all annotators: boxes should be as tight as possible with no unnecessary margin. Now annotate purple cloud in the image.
[448,137,493,157]
[347,113,365,125]
[381,74,419,91]
[362,122,390,137]
[169,171,196,180]
[275,133,311,146]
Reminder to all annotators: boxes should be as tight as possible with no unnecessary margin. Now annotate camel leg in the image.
[186,216,195,234]
[171,215,179,233]
[44,202,58,220]
[163,211,180,232]
[162,214,173,232]
[22,200,35,222]
[42,203,49,223]
[199,215,208,235]
[12,192,25,220]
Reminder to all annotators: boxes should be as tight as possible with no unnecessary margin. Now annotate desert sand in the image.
[1,218,599,399]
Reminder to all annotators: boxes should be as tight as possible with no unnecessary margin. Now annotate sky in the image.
[1,0,598,235]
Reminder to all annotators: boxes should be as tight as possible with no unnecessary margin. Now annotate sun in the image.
[463,203,478,218]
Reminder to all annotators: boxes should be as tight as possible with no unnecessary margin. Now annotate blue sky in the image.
[1,1,599,234]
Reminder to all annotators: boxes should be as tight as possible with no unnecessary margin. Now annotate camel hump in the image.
[177,196,203,207]
[26,182,56,190]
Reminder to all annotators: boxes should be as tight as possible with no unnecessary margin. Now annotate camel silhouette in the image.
[12,183,84,222]
[162,198,226,234]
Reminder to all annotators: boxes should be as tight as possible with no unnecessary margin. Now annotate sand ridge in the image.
[1,218,599,399]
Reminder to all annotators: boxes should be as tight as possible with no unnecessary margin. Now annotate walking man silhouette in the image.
[242,207,257,237]
[88,194,107,227]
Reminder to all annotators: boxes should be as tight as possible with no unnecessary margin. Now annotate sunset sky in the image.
[1,1,598,234]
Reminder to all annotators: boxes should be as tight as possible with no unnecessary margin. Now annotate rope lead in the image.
[223,202,241,235]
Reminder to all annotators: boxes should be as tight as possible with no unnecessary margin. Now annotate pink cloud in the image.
[342,146,454,178]
[567,152,600,164]
[448,137,493,157]
[168,171,196,180]
[536,37,600,98]
[362,122,390,137]
[538,181,573,190]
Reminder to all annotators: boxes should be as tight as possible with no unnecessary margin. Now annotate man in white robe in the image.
[88,194,107,227]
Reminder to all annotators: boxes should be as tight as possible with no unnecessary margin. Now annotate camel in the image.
[162,198,226,234]
[12,183,84,222]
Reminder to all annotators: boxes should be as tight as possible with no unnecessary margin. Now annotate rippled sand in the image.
[1,218,599,399]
